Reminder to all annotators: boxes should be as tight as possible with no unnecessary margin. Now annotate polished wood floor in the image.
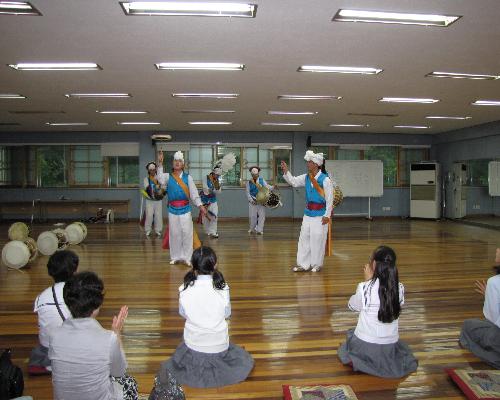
[1,218,499,399]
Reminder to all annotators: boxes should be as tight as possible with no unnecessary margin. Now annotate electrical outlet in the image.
[382,206,391,211]
[473,204,481,210]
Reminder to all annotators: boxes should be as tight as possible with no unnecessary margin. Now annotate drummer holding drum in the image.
[246,166,274,235]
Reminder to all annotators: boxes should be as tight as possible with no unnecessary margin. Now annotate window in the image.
[70,146,104,186]
[38,146,67,187]
[336,148,362,160]
[273,148,291,184]
[0,146,10,185]
[108,156,139,187]
[465,159,490,186]
[364,146,398,186]
[216,146,241,186]
[399,148,429,186]
[189,145,213,183]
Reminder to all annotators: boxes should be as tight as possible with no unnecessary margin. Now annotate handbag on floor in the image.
[0,349,24,400]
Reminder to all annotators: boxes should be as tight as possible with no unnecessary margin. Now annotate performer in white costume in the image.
[156,151,207,265]
[281,151,334,272]
[246,166,273,235]
[143,161,165,237]
[200,168,221,238]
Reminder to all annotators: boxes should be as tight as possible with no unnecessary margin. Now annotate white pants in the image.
[144,199,163,234]
[249,203,266,233]
[168,212,193,263]
[202,202,218,235]
[297,215,328,270]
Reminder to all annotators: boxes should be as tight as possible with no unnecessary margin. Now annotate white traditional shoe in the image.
[248,229,254,234]
[146,231,152,237]
[292,266,307,272]
[209,233,219,238]
[169,260,176,265]
[311,266,321,272]
[256,231,263,235]
[155,231,162,237]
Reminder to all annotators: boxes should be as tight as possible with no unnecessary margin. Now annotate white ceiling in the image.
[1,0,500,134]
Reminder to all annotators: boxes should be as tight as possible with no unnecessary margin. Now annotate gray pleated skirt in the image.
[164,342,254,388]
[338,329,418,378]
[460,318,500,369]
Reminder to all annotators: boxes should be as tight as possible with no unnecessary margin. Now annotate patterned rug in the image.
[283,384,358,400]
[446,369,500,400]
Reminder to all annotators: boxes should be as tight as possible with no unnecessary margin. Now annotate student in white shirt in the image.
[162,246,254,388]
[28,250,78,376]
[338,245,418,378]
[460,248,500,368]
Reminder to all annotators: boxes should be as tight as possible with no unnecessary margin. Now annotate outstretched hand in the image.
[112,305,128,335]
[280,161,288,174]
[474,280,487,297]
[158,151,164,165]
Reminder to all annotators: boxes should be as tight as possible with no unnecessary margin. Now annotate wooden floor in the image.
[1,218,499,399]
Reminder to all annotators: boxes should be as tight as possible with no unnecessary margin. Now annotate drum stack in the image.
[2,221,88,269]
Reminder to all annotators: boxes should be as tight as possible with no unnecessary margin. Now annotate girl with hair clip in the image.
[338,245,418,378]
[459,248,500,368]
[158,246,254,388]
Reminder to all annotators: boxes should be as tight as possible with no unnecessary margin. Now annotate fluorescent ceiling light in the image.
[472,100,500,106]
[333,9,460,27]
[278,95,342,101]
[298,65,382,75]
[9,63,101,71]
[97,110,147,114]
[379,97,439,104]
[394,125,429,129]
[426,71,499,80]
[261,122,303,126]
[425,116,471,120]
[46,122,89,126]
[268,111,318,115]
[0,1,41,15]
[188,121,233,125]
[117,121,161,125]
[329,124,369,127]
[0,93,26,99]
[120,2,257,17]
[156,62,244,71]
[65,93,131,98]
[172,93,239,99]
[181,109,235,113]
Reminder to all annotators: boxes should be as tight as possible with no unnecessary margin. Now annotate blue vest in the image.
[200,175,217,204]
[249,177,264,198]
[304,173,327,217]
[167,172,191,215]
[146,176,161,201]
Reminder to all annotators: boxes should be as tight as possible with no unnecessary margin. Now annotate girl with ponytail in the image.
[338,245,418,378]
[161,246,254,388]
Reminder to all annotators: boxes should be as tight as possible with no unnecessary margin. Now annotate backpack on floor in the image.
[0,349,24,400]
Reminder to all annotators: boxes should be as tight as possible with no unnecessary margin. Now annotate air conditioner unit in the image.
[151,134,172,146]
[410,162,441,219]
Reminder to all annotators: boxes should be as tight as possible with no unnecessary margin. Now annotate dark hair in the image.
[183,246,226,291]
[320,163,327,174]
[494,265,500,275]
[370,245,401,323]
[47,250,79,283]
[63,271,104,318]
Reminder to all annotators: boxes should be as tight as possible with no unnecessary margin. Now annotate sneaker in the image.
[248,229,254,234]
[256,231,263,235]
[169,260,177,265]
[28,365,52,376]
[292,266,308,272]
[209,233,219,238]
[146,231,152,237]
[311,266,321,272]
[155,231,162,237]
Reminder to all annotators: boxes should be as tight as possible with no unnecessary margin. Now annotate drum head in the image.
[73,222,87,239]
[8,222,30,241]
[37,231,59,256]
[2,240,30,269]
[65,224,84,245]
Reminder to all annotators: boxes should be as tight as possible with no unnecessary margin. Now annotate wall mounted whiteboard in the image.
[325,160,384,197]
[489,161,500,196]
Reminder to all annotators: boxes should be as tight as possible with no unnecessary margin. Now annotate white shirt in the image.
[245,176,272,203]
[484,274,500,327]
[348,279,405,344]
[157,167,202,208]
[179,275,231,353]
[34,282,71,348]
[283,170,334,218]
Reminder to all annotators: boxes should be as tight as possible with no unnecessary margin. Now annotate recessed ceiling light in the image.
[155,62,244,71]
[9,63,101,71]
[181,109,235,113]
[472,100,500,106]
[46,122,89,126]
[332,9,460,27]
[298,65,382,74]
[425,116,471,120]
[120,2,257,17]
[65,93,131,98]
[97,110,147,114]
[0,93,26,99]
[394,125,430,129]
[426,71,499,80]
[188,121,233,125]
[0,1,41,15]
[117,121,161,125]
[329,123,369,127]
[172,93,239,99]
[261,122,303,126]
[268,111,318,115]
[379,97,439,104]
[278,95,342,101]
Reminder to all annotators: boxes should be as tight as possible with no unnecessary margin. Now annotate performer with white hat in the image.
[281,151,334,272]
[157,150,207,265]
[246,166,273,235]
[143,161,166,237]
